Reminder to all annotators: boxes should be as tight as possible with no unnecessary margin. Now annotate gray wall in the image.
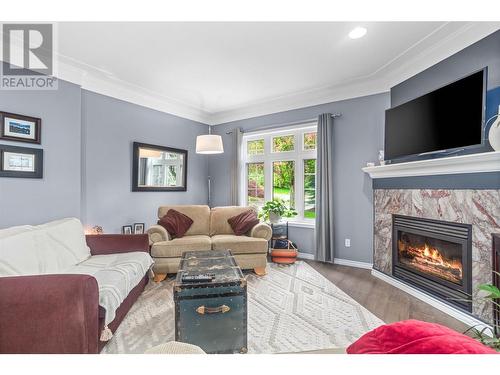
[82,91,209,233]
[391,30,500,107]
[210,93,390,263]
[388,29,500,182]
[0,78,82,227]
[0,77,210,232]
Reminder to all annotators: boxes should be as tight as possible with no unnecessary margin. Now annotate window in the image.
[273,161,295,209]
[272,135,295,152]
[303,132,317,150]
[241,124,317,224]
[303,159,316,219]
[247,162,265,208]
[247,139,264,156]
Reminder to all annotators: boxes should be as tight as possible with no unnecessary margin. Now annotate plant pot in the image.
[269,212,282,224]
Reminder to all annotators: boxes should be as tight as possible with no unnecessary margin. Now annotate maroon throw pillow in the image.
[158,209,194,238]
[227,210,260,236]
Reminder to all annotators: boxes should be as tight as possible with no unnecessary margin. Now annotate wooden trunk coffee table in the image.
[174,250,248,354]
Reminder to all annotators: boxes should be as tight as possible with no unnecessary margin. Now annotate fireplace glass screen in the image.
[397,231,463,285]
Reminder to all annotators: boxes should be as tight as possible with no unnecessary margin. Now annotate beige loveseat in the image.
[147,205,272,276]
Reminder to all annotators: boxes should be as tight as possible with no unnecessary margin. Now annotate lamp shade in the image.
[196,134,224,154]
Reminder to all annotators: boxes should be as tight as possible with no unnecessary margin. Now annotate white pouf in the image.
[145,341,206,354]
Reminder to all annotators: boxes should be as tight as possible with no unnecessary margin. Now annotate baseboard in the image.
[297,252,315,260]
[296,253,374,270]
[334,258,373,270]
[371,269,493,334]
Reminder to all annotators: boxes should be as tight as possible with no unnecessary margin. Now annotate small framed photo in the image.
[0,144,43,178]
[134,223,145,234]
[122,225,133,235]
[0,111,41,144]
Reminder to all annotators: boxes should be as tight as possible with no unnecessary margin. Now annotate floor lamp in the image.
[196,126,224,207]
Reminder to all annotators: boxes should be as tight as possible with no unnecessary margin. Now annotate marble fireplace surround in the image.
[373,189,500,323]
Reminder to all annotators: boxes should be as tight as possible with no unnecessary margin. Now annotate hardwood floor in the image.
[305,260,470,334]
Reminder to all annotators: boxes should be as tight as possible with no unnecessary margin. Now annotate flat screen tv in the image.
[384,69,486,161]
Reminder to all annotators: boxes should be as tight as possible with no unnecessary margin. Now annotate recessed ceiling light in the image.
[349,27,367,39]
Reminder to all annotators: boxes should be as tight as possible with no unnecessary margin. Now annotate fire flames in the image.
[398,240,463,284]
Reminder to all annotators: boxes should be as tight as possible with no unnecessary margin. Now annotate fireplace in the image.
[392,215,472,312]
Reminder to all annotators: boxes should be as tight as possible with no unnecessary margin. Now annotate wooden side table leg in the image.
[254,267,267,276]
[154,273,168,283]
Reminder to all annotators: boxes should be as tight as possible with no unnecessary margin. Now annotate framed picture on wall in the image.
[0,111,41,144]
[122,225,133,235]
[134,223,145,234]
[0,144,43,178]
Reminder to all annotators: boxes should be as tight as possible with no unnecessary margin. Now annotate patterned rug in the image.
[102,261,384,354]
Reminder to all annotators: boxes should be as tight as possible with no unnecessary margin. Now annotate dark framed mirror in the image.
[132,142,187,192]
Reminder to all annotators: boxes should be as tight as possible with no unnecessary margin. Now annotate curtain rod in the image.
[225,113,341,135]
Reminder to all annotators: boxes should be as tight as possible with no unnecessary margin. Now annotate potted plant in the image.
[462,275,500,351]
[259,199,297,223]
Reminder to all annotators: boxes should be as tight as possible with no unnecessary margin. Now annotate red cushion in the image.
[227,210,260,236]
[347,319,497,354]
[158,209,193,238]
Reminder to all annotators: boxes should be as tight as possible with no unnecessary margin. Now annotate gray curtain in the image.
[230,128,243,206]
[315,113,335,262]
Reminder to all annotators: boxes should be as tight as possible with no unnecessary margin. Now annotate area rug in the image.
[102,261,384,354]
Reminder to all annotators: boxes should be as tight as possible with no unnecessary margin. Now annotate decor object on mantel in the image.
[362,150,500,179]
[258,199,297,224]
[487,107,500,151]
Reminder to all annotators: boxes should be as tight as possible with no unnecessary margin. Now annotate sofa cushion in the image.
[211,234,268,254]
[227,210,260,236]
[38,218,91,265]
[158,205,210,236]
[151,235,212,258]
[0,225,44,276]
[64,251,153,326]
[0,218,91,276]
[210,206,257,236]
[158,209,194,238]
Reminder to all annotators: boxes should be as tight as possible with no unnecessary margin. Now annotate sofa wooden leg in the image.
[153,273,168,283]
[254,267,267,276]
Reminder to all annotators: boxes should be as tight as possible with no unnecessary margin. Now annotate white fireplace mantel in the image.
[362,151,500,179]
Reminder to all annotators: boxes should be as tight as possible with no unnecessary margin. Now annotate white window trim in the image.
[241,123,317,225]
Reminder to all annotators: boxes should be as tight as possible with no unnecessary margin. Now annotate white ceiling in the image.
[53,22,500,124]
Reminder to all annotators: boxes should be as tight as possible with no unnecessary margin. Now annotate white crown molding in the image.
[211,22,500,125]
[0,27,211,125]
[55,59,213,125]
[3,22,499,126]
